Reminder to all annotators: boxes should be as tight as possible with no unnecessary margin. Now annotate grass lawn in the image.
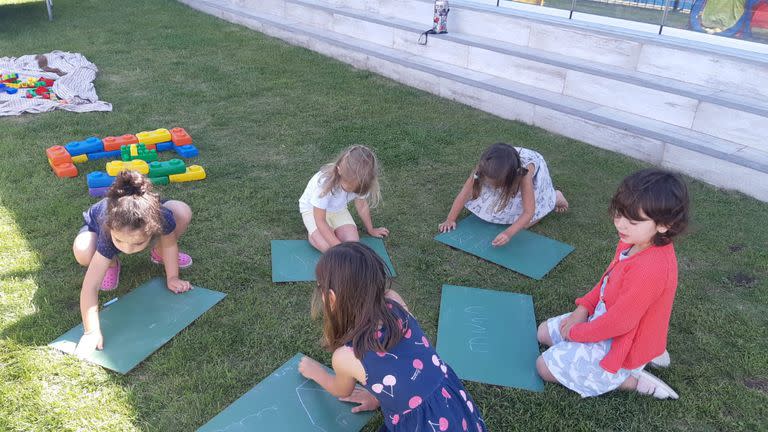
[1,0,767,430]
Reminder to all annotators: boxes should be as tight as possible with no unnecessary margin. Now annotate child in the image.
[536,168,689,399]
[299,145,388,252]
[298,242,486,431]
[439,143,568,247]
[72,171,193,355]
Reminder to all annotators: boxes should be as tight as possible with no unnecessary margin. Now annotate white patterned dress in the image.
[464,147,556,224]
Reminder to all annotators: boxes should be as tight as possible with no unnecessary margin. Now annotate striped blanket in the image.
[0,51,112,116]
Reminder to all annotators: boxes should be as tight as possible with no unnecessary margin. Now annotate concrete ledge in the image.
[178,0,768,201]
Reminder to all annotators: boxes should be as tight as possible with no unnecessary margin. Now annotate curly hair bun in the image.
[107,171,152,199]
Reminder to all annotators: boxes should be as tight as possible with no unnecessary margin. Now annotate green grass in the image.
[1,0,767,430]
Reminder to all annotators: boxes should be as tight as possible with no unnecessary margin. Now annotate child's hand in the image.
[438,220,456,233]
[299,356,325,381]
[491,232,511,247]
[367,227,390,238]
[166,276,192,293]
[75,330,103,357]
[339,386,381,413]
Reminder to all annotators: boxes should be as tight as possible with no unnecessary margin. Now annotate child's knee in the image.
[537,321,550,344]
[165,201,192,225]
[73,232,96,266]
[536,355,557,382]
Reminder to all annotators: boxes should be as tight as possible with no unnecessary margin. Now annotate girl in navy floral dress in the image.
[299,242,486,431]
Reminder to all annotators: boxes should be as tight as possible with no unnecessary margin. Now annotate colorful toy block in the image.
[169,165,206,183]
[87,171,116,188]
[170,127,193,146]
[156,141,174,152]
[106,160,149,176]
[89,187,110,197]
[148,159,186,177]
[103,134,139,152]
[6,88,17,95]
[71,154,88,164]
[46,146,72,166]
[136,129,171,146]
[88,150,122,160]
[175,144,199,158]
[149,176,169,185]
[121,144,158,163]
[65,137,104,157]
[51,162,78,178]
[2,73,18,81]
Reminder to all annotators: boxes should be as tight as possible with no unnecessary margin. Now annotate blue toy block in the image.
[0,83,5,90]
[6,88,18,95]
[156,141,175,152]
[87,171,116,189]
[88,150,122,160]
[66,137,104,157]
[175,144,199,158]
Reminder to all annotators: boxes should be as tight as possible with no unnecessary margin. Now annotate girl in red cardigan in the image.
[536,169,689,399]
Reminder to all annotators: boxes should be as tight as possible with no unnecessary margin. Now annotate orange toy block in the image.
[103,134,139,152]
[50,162,78,178]
[170,127,193,146]
[46,146,72,166]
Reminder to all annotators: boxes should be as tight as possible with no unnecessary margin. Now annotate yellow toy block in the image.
[169,165,206,183]
[106,159,149,176]
[71,154,88,164]
[130,144,138,157]
[136,128,172,145]
[6,83,20,89]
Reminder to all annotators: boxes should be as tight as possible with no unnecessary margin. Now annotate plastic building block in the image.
[103,134,139,152]
[65,137,104,157]
[155,141,174,152]
[170,127,193,146]
[148,159,186,177]
[71,154,88,164]
[89,187,110,197]
[175,144,199,158]
[106,160,149,176]
[121,144,158,162]
[136,129,171,146]
[149,176,169,185]
[34,86,48,96]
[46,146,72,166]
[2,73,18,81]
[169,165,206,183]
[88,150,122,160]
[87,171,116,188]
[0,83,5,90]
[51,162,78,178]
[6,88,17,95]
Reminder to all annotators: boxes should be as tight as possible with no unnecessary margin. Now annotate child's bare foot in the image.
[555,190,569,213]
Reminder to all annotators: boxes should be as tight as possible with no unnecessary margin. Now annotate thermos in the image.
[433,0,449,34]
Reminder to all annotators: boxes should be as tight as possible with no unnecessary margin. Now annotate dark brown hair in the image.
[319,145,381,208]
[312,242,400,359]
[472,143,529,212]
[610,168,690,246]
[104,171,164,237]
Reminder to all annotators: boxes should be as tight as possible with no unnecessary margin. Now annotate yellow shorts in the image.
[301,208,356,234]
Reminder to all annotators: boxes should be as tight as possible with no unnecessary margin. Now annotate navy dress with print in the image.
[358,302,486,432]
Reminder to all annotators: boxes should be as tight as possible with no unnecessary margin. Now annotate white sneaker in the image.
[636,370,679,400]
[650,350,671,368]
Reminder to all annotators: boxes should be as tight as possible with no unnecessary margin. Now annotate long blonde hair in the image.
[319,145,382,208]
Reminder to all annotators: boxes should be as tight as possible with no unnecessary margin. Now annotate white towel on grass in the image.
[0,50,112,116]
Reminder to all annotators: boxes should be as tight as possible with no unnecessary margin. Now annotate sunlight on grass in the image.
[0,204,40,330]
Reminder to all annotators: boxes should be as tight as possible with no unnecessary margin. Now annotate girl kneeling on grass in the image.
[298,242,486,431]
[72,171,193,354]
[298,145,388,252]
[536,168,689,399]
[439,143,568,246]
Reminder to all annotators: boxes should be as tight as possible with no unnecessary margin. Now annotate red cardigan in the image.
[568,241,678,373]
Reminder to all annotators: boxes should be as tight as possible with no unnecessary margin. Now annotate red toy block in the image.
[103,134,139,151]
[35,86,48,96]
[39,77,55,86]
[51,162,78,178]
[46,146,72,166]
[170,127,193,146]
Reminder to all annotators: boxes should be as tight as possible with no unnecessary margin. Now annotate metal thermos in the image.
[433,0,449,33]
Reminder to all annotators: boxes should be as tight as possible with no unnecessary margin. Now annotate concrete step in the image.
[283,0,768,152]
[179,0,768,201]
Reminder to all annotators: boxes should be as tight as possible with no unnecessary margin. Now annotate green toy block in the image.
[148,159,186,177]
[149,176,169,185]
[121,143,158,163]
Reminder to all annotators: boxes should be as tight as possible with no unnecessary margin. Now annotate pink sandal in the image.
[150,248,193,269]
[101,260,120,291]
